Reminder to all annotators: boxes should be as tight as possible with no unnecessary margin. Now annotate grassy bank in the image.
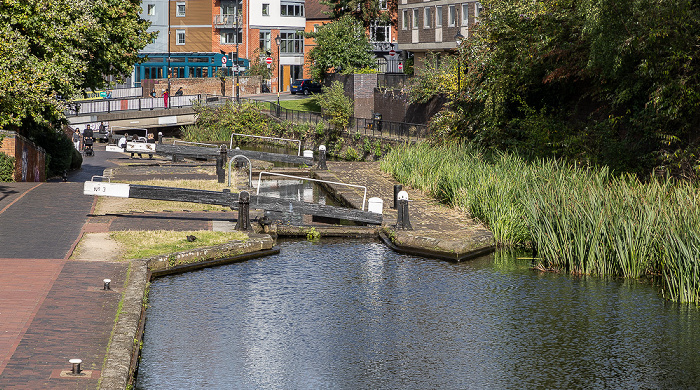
[381,142,700,304]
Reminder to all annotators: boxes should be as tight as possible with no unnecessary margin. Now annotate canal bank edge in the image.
[99,234,275,390]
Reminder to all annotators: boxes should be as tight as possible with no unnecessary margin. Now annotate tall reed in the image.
[381,142,700,304]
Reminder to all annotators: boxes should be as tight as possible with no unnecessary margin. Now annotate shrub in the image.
[313,81,352,131]
[0,152,15,181]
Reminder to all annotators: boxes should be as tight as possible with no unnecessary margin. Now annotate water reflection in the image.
[136,240,700,389]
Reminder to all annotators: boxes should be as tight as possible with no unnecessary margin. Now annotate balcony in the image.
[371,41,395,52]
[214,14,241,29]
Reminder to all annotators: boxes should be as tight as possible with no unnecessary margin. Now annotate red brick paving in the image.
[0,261,127,389]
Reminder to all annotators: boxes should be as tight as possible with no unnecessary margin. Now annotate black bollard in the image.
[235,191,251,231]
[216,145,227,183]
[158,132,163,144]
[395,191,412,230]
[393,184,402,209]
[317,145,328,170]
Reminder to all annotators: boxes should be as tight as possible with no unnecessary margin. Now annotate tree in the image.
[305,15,376,80]
[313,81,353,130]
[320,0,397,28]
[428,0,700,175]
[0,0,154,129]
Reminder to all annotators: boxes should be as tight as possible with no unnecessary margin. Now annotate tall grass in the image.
[381,142,700,304]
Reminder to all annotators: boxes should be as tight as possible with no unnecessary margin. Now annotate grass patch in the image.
[110,230,248,260]
[279,98,321,113]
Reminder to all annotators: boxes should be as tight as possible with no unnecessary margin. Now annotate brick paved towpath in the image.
[0,145,128,389]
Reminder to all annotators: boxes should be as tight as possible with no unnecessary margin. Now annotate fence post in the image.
[235,191,251,231]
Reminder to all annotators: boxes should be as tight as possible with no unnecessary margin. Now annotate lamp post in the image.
[235,4,240,104]
[275,34,281,114]
[454,32,464,92]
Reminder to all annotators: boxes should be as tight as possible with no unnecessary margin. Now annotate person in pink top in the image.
[163,89,169,109]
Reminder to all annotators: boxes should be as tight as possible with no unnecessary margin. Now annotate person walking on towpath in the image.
[163,88,169,109]
[72,128,81,150]
[175,86,184,96]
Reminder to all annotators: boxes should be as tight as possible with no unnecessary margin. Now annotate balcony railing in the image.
[371,41,395,52]
[213,14,241,29]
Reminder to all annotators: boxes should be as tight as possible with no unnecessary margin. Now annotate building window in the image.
[280,2,304,17]
[176,2,186,17]
[448,5,456,26]
[176,29,185,45]
[424,7,431,28]
[147,4,156,16]
[412,9,419,29]
[370,22,390,42]
[280,31,304,54]
[379,0,388,10]
[262,4,269,16]
[475,2,482,20]
[402,10,409,30]
[435,6,442,27]
[259,31,271,52]
[221,29,242,44]
[462,4,469,25]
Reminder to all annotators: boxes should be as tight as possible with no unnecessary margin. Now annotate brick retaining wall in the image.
[0,131,46,182]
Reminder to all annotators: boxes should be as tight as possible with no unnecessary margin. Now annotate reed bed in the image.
[381,142,700,304]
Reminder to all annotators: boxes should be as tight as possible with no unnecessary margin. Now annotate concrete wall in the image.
[373,89,447,124]
[0,131,46,182]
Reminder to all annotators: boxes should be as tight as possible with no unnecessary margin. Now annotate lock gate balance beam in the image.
[84,181,382,225]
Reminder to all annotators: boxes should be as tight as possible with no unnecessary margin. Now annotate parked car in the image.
[290,79,323,95]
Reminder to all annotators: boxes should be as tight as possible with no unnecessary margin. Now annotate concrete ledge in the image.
[146,234,274,274]
[379,229,496,262]
[274,225,379,238]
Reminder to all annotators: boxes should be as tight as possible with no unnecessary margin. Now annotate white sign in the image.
[106,145,124,153]
[83,181,130,198]
[221,56,228,66]
[126,142,156,153]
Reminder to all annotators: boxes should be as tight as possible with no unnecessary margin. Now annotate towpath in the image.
[0,146,127,389]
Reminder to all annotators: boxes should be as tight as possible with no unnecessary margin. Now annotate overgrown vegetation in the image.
[382,142,700,303]
[415,0,700,176]
[312,81,353,130]
[0,151,14,181]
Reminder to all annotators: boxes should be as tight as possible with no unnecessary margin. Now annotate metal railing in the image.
[229,133,302,156]
[377,74,410,89]
[256,172,368,211]
[65,95,201,116]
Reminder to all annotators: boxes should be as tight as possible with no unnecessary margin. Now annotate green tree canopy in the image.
[430,0,700,175]
[0,0,154,129]
[305,15,376,80]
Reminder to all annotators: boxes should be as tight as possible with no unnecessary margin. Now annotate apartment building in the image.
[397,0,481,72]
[135,0,304,92]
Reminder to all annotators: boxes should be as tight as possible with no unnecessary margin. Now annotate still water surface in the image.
[136,240,700,389]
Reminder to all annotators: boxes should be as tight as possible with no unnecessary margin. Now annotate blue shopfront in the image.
[134,53,249,87]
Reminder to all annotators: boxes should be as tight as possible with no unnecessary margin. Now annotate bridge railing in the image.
[64,95,202,116]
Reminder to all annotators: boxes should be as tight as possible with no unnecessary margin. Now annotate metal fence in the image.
[233,98,428,141]
[65,95,201,116]
[377,74,410,89]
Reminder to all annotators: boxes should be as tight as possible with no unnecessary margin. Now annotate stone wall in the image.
[141,76,263,98]
[0,130,46,182]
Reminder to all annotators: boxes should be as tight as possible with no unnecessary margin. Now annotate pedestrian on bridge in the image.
[163,88,169,109]
[72,129,81,150]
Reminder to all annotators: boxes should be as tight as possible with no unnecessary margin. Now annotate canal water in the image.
[135,240,700,389]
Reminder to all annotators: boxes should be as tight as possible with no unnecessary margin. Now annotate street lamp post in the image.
[275,34,281,115]
[235,4,240,104]
[454,32,464,92]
